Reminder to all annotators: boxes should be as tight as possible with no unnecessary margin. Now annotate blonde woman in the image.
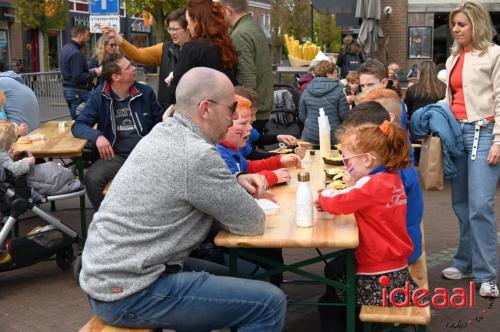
[440,0,500,298]
[88,35,120,87]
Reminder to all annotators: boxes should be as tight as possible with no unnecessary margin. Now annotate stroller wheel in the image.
[72,254,82,286]
[56,246,74,271]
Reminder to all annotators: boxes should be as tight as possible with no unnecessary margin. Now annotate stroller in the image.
[0,168,85,272]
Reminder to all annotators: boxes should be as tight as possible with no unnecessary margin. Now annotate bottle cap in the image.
[298,171,310,182]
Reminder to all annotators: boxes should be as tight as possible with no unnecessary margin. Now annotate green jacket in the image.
[232,13,273,121]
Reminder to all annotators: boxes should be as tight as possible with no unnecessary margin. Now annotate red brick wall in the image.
[373,0,408,71]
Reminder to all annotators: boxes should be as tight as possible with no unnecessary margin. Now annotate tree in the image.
[288,0,310,41]
[126,0,187,44]
[13,0,68,71]
[316,10,342,52]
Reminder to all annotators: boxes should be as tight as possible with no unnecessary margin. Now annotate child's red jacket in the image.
[319,166,413,274]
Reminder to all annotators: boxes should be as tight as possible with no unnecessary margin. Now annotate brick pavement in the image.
[1,181,500,331]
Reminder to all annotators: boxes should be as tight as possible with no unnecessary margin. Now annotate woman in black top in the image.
[405,60,446,119]
[168,0,238,105]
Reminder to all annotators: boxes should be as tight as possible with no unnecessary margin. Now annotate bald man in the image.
[80,67,287,331]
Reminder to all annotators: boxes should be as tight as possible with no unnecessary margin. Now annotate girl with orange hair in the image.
[216,95,301,187]
[318,121,421,307]
[167,0,238,105]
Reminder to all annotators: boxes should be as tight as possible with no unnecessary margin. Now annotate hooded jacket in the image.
[299,77,349,144]
[410,102,464,179]
[72,81,164,150]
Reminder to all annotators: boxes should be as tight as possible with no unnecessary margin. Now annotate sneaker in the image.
[441,267,472,280]
[479,281,499,297]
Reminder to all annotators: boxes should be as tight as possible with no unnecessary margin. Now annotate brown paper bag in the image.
[418,135,444,190]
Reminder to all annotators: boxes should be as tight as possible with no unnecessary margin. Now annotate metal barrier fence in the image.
[21,68,146,121]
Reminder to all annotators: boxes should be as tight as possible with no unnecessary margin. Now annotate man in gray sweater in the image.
[80,67,287,331]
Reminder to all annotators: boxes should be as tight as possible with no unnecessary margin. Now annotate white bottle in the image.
[318,108,331,157]
[296,171,314,228]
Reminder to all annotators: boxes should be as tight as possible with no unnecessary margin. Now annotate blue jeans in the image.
[88,257,287,332]
[451,122,500,283]
[63,88,89,120]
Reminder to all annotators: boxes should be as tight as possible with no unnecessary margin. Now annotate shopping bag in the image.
[418,135,444,190]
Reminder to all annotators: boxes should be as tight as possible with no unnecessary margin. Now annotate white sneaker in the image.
[441,267,472,280]
[479,281,499,297]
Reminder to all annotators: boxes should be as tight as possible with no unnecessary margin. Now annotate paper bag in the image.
[418,135,444,190]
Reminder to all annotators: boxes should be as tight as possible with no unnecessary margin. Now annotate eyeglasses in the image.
[206,99,238,115]
[342,153,376,166]
[107,44,118,48]
[167,27,185,34]
[342,153,366,166]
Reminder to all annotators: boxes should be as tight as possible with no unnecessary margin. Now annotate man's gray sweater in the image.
[80,113,265,302]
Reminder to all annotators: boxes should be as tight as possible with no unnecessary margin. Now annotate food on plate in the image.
[323,155,343,166]
[278,148,294,154]
[324,168,343,179]
[326,180,348,190]
[16,136,32,144]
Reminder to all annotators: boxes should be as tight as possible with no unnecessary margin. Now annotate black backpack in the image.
[342,53,362,77]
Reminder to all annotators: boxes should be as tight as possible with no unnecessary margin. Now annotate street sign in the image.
[89,15,120,33]
[90,0,119,15]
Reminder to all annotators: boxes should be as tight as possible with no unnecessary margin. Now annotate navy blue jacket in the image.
[299,77,349,144]
[72,82,164,149]
[410,102,464,178]
[60,40,96,90]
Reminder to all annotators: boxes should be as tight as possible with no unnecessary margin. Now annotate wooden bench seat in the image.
[79,316,155,332]
[359,233,431,330]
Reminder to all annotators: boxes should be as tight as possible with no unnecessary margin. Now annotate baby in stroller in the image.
[0,122,82,196]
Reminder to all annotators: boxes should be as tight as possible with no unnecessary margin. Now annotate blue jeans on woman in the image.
[451,122,500,283]
[88,257,287,332]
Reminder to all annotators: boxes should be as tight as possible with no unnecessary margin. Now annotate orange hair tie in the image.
[379,120,391,136]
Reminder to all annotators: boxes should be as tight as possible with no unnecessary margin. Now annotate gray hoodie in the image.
[80,112,265,302]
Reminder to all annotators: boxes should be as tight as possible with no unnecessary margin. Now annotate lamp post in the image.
[310,1,314,43]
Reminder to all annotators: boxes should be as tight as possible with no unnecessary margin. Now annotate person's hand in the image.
[315,188,325,211]
[91,66,102,77]
[237,174,277,202]
[294,146,306,159]
[487,144,500,165]
[346,95,354,105]
[26,156,35,166]
[273,168,291,184]
[165,72,174,86]
[97,24,123,44]
[277,134,297,146]
[16,123,29,136]
[96,135,115,160]
[280,154,301,168]
[342,169,355,186]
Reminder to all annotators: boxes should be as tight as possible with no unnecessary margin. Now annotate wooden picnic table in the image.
[215,152,359,331]
[14,120,89,238]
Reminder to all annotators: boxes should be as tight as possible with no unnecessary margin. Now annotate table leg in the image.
[346,249,356,332]
[76,158,87,240]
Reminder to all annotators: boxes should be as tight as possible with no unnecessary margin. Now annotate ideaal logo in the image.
[378,276,496,329]
[378,276,475,308]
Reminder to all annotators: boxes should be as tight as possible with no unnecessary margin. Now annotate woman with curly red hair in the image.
[167,0,238,105]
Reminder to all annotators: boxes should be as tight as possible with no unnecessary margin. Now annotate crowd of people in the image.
[0,0,498,330]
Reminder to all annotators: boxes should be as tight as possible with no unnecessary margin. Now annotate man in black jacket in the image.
[60,25,101,120]
[72,54,164,210]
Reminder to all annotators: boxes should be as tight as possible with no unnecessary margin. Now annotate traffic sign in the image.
[90,0,119,15]
[90,15,120,33]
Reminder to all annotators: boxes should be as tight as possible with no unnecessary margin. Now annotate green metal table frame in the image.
[227,248,357,332]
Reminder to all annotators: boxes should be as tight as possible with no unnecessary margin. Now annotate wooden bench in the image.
[79,316,155,332]
[359,234,431,331]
